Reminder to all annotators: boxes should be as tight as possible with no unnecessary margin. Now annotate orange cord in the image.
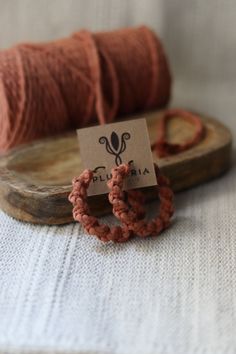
[69,163,174,242]
[152,109,205,158]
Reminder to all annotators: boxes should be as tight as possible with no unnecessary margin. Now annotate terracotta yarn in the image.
[0,26,171,151]
[108,163,174,238]
[69,168,132,243]
[69,163,174,243]
[152,109,205,157]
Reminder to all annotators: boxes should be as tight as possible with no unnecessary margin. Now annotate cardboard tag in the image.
[77,118,156,196]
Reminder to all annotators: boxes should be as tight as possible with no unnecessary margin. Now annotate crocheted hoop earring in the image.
[108,163,174,237]
[68,166,146,243]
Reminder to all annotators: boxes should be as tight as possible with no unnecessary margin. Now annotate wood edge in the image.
[0,115,232,196]
[0,140,232,225]
[0,114,233,225]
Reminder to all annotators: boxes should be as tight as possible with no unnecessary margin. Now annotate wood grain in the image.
[0,110,232,224]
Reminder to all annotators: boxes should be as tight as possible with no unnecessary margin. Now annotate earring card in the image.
[77,118,157,196]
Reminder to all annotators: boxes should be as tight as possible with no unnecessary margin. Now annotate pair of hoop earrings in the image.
[68,163,174,243]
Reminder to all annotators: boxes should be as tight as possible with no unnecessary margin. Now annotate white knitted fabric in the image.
[1,160,236,354]
[1,1,236,353]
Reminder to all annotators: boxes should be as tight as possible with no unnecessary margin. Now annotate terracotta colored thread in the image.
[68,167,136,243]
[152,109,205,158]
[0,26,171,151]
[108,164,174,238]
[69,163,174,242]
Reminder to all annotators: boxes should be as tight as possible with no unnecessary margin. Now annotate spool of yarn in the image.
[0,26,171,151]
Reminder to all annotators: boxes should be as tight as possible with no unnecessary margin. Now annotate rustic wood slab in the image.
[0,110,232,225]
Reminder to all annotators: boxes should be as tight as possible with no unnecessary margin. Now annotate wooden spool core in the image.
[0,110,232,225]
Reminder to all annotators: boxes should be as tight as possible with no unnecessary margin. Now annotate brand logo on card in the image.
[92,130,150,184]
[99,131,130,166]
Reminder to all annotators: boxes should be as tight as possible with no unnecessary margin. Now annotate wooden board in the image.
[0,110,232,225]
